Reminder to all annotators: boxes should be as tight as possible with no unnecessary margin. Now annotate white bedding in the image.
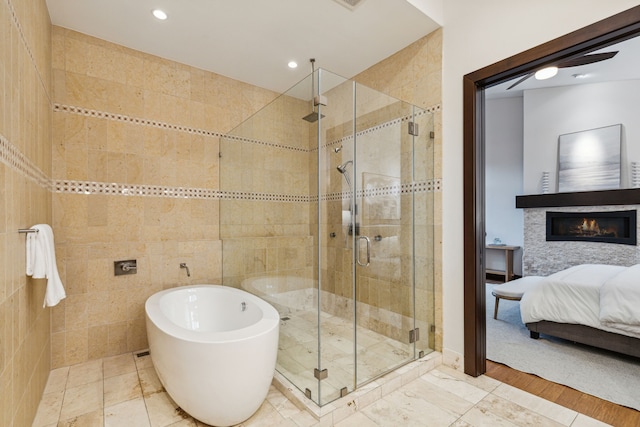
[600,264,640,334]
[520,264,640,339]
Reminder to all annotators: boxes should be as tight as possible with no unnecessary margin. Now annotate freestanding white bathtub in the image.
[145,285,279,427]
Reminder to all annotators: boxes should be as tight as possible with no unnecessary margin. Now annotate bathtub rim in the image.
[241,275,317,295]
[145,284,279,344]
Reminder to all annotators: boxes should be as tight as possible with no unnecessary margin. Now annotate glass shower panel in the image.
[219,67,436,408]
[316,70,357,405]
[219,73,320,402]
[352,83,417,385]
[412,108,436,356]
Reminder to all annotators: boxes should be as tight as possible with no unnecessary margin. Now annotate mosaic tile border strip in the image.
[321,179,442,202]
[1,129,442,203]
[2,102,444,202]
[6,0,51,103]
[0,133,52,189]
[54,104,224,138]
[52,179,441,201]
[54,104,305,152]
[5,0,33,64]
[54,102,441,154]
[3,129,441,205]
[219,191,309,202]
[52,180,219,199]
[320,105,441,151]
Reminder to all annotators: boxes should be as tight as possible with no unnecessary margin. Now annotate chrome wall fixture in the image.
[180,262,191,277]
[114,260,137,276]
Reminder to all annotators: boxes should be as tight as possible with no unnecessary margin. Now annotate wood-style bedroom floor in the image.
[486,360,640,427]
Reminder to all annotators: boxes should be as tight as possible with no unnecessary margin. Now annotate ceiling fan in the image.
[507,51,619,90]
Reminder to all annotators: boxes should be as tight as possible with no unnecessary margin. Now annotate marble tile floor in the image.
[276,308,416,403]
[32,350,611,427]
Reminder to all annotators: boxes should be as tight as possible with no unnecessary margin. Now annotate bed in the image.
[520,264,640,358]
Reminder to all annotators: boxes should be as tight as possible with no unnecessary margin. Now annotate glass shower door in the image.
[352,83,417,386]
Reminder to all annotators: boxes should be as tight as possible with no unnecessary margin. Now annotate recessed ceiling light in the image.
[152,9,167,20]
[288,61,298,69]
[534,66,558,80]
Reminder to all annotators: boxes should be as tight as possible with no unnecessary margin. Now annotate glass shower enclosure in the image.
[220,68,435,406]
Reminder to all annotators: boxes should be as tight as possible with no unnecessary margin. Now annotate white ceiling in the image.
[45,0,440,94]
[487,35,640,99]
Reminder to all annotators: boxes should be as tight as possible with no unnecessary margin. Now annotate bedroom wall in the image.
[485,97,524,276]
[520,80,640,276]
[522,80,640,194]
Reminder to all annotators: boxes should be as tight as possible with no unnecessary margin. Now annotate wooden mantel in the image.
[515,188,640,209]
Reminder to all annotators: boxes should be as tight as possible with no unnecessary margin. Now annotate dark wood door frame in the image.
[463,6,640,376]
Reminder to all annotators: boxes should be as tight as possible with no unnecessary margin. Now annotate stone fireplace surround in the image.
[516,189,640,276]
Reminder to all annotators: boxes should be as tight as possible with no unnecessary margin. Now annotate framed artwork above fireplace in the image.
[557,124,622,193]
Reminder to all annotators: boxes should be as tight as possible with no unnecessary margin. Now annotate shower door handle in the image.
[357,236,371,267]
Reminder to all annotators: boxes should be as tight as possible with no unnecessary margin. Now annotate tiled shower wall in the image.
[220,93,315,287]
[0,0,53,425]
[50,27,279,368]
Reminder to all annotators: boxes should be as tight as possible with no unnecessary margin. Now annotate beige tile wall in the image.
[219,88,316,286]
[50,27,279,368]
[49,24,443,370]
[0,0,53,426]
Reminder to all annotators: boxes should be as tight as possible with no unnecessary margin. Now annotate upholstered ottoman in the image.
[491,276,544,319]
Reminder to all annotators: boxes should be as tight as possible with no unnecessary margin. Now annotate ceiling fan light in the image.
[534,66,558,80]
[152,9,167,20]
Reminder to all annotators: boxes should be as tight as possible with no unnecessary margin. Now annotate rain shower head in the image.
[301,58,326,123]
[337,160,352,174]
[302,111,324,123]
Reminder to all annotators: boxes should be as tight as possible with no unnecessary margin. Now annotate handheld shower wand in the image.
[337,160,357,240]
[337,160,353,188]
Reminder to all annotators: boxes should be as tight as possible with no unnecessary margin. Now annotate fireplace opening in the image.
[546,210,637,245]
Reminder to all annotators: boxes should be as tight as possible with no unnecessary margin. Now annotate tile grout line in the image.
[56,369,70,427]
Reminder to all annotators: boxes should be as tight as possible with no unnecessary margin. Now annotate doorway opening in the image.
[463,6,640,376]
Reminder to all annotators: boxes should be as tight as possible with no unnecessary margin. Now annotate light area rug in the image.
[486,283,640,411]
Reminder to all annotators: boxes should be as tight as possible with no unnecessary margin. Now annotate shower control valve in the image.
[114,260,137,276]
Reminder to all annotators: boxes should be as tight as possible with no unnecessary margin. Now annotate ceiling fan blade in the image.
[558,51,618,68]
[507,73,534,90]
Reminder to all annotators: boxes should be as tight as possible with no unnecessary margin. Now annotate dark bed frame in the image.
[526,321,640,359]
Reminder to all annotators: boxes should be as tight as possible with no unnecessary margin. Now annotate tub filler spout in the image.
[179,262,190,277]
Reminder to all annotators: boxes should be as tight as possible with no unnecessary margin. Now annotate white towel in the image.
[25,224,66,307]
